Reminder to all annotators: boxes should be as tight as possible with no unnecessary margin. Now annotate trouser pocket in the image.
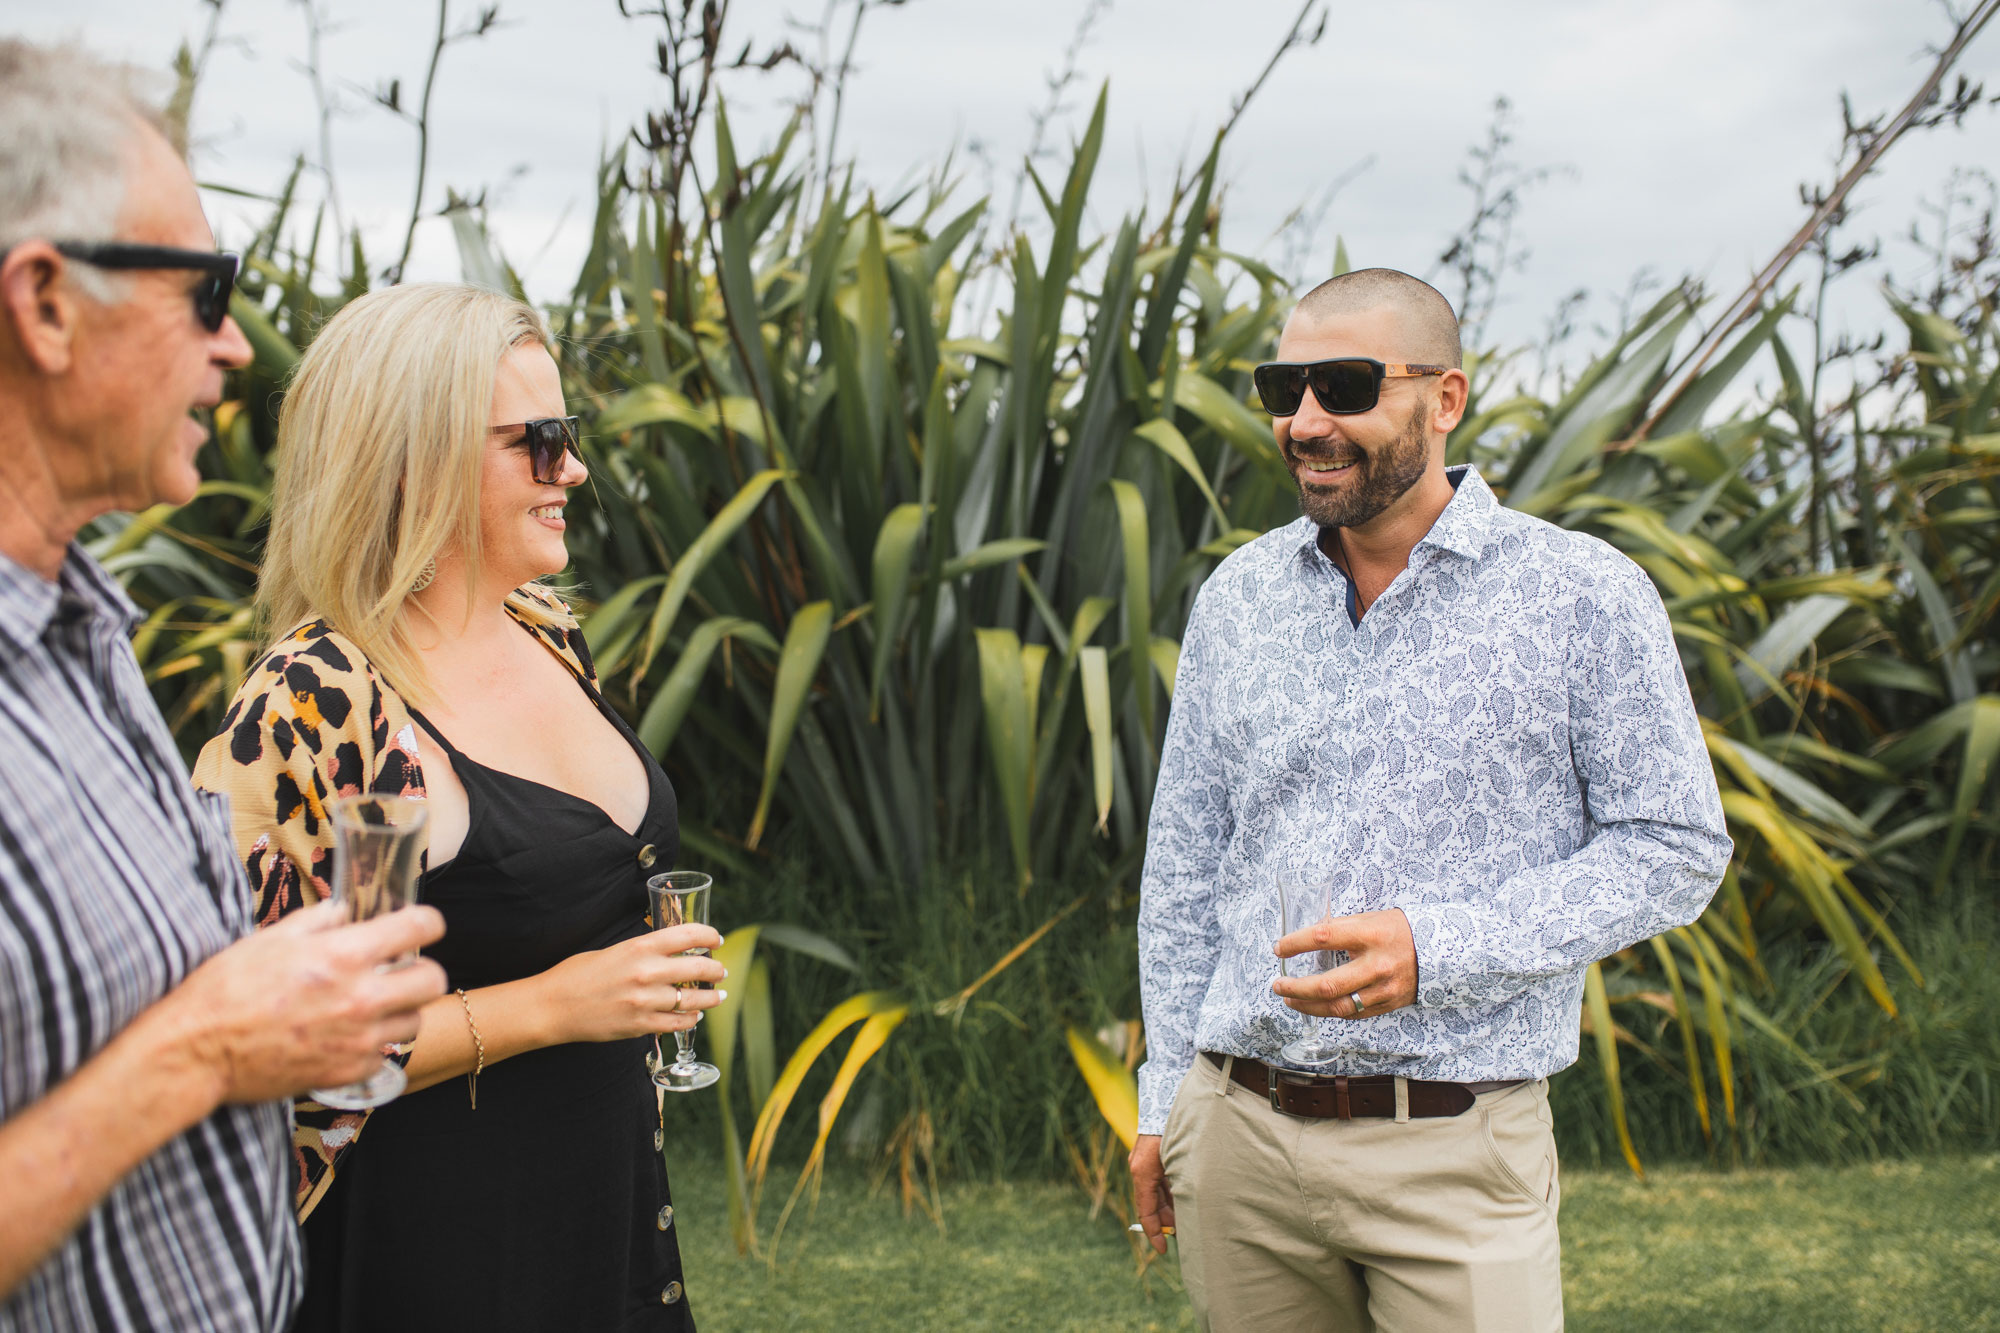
[1479,1079,1558,1212]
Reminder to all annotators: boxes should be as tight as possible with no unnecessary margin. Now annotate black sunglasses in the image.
[0,242,243,332]
[1252,358,1450,417]
[491,416,580,485]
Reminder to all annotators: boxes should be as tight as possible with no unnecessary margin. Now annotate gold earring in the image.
[410,557,437,592]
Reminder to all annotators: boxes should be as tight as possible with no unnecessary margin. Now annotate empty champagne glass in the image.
[646,871,719,1092]
[311,794,429,1110]
[1275,868,1346,1068]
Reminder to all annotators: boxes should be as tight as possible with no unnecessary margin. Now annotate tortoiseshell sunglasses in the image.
[1252,358,1449,416]
[491,416,580,484]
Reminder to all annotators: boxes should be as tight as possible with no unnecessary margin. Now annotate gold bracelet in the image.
[457,988,485,1110]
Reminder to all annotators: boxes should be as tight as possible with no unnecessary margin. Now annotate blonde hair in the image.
[258,282,571,707]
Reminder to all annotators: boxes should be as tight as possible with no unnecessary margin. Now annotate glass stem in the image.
[672,1029,698,1070]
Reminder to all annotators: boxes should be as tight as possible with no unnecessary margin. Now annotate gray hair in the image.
[0,40,181,301]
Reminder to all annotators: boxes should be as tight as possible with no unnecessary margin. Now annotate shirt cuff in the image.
[1135,1055,1194,1137]
[1398,902,1477,1009]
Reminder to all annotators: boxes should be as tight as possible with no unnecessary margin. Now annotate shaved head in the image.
[1291,268,1462,370]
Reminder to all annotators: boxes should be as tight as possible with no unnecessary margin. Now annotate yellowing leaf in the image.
[1065,1026,1138,1151]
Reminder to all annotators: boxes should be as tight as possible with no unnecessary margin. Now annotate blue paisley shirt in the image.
[1135,465,1730,1134]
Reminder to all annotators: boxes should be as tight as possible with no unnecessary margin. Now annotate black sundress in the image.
[293,668,695,1332]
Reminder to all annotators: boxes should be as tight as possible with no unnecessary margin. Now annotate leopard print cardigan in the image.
[190,584,595,1220]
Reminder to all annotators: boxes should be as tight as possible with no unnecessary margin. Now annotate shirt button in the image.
[637,843,658,869]
[657,1205,674,1231]
[661,1282,684,1305]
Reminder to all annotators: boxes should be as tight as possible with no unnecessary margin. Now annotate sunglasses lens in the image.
[1253,364,1307,416]
[529,423,562,482]
[1306,360,1380,414]
[194,276,228,332]
[197,256,239,333]
[525,419,578,483]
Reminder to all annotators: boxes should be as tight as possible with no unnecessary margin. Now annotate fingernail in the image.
[722,968,730,978]
[716,989,728,1001]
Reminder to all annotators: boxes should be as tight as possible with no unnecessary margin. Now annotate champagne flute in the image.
[1275,868,1346,1069]
[311,794,429,1110]
[646,871,719,1092]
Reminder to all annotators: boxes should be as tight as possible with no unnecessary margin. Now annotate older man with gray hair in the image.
[0,41,448,1331]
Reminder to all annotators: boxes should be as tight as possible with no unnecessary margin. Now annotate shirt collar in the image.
[1419,464,1497,561]
[1291,463,1499,565]
[0,543,142,660]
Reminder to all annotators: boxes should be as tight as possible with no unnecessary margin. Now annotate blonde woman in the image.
[193,283,720,1332]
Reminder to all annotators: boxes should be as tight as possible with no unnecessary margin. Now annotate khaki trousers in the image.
[1160,1054,1563,1332]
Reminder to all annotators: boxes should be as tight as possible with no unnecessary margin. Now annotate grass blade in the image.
[748,600,834,848]
[745,953,776,1112]
[637,616,778,757]
[746,989,904,1195]
[1585,960,1644,1179]
[1648,935,1710,1140]
[770,1003,912,1252]
[760,922,862,974]
[637,468,790,681]
[1108,480,1154,744]
[1079,646,1114,832]
[869,503,927,716]
[1935,693,2000,890]
[1170,371,1282,472]
[1683,923,1737,1128]
[938,538,1047,582]
[1132,418,1228,528]
[975,627,1034,890]
[707,923,764,1254]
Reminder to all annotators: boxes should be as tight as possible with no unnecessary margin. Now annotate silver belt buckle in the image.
[1267,1063,1285,1114]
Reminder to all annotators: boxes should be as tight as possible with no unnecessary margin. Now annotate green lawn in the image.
[668,1154,2000,1331]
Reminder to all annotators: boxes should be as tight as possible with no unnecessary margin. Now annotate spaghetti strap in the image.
[405,705,472,766]
[405,680,657,839]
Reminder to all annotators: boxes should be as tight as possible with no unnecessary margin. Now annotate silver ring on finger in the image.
[1350,990,1367,1016]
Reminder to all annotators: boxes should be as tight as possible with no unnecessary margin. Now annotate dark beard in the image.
[1285,398,1431,530]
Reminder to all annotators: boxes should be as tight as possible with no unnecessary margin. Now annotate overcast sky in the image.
[9,0,1999,381]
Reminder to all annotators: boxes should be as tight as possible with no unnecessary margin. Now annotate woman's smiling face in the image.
[479,340,585,589]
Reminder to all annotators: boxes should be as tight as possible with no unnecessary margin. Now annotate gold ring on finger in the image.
[671,990,684,1014]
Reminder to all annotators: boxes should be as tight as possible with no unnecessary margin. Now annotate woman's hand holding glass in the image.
[529,924,728,1046]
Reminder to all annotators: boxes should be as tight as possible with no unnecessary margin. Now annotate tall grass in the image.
[1553,871,1999,1168]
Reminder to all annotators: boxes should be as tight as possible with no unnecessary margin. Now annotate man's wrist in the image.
[124,981,233,1119]
[1394,906,1422,1005]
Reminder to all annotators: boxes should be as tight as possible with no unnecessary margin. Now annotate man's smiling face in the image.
[1268,304,1438,532]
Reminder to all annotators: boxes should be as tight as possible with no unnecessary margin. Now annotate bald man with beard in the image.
[1129,269,1730,1331]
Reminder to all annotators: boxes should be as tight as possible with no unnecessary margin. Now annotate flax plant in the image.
[102,13,1999,1253]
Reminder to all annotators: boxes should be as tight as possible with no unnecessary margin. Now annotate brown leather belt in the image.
[1205,1052,1516,1120]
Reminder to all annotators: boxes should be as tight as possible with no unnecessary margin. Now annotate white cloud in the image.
[7,0,1996,363]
